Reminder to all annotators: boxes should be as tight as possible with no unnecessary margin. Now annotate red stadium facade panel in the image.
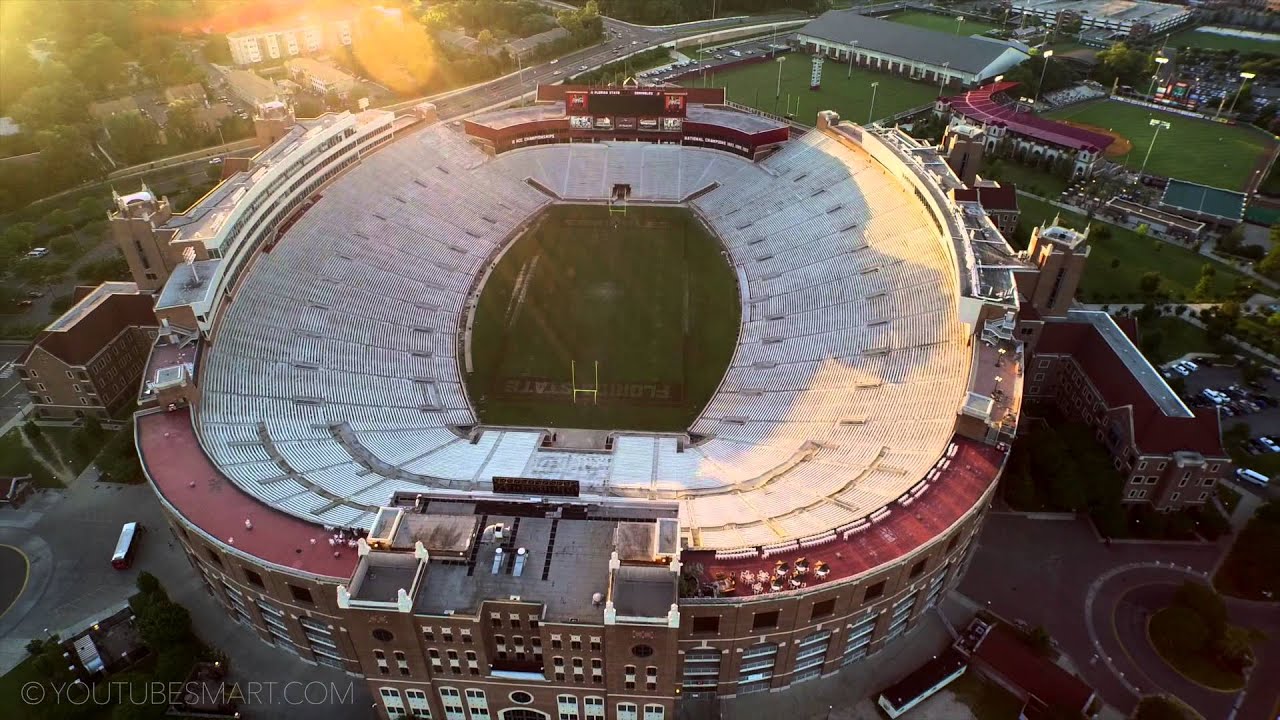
[466,85,787,160]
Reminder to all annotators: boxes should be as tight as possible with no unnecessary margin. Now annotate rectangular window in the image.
[811,597,836,620]
[244,569,264,589]
[863,580,886,601]
[643,705,664,720]
[751,610,779,631]
[908,558,926,579]
[617,704,638,720]
[288,584,313,605]
[584,697,605,720]
[691,616,719,634]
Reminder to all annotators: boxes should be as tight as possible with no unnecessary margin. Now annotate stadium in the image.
[133,86,1029,719]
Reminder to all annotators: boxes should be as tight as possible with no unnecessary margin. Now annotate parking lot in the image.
[1168,360,1280,457]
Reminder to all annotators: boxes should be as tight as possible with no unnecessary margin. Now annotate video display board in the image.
[565,89,687,131]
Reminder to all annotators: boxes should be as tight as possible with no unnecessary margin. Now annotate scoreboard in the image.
[566,88,686,133]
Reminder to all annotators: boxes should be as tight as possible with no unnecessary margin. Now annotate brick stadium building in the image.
[115,86,1219,720]
[14,282,158,421]
[935,82,1114,178]
[1015,223,1231,511]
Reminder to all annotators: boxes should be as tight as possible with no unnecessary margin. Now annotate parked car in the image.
[25,247,49,259]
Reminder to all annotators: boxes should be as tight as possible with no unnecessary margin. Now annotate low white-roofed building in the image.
[797,11,1029,88]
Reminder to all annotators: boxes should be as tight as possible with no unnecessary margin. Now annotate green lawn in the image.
[0,656,46,720]
[1016,196,1248,301]
[1046,100,1276,191]
[0,428,60,487]
[713,57,940,124]
[1216,483,1243,514]
[466,205,739,431]
[1149,606,1247,691]
[986,161,1069,198]
[1137,315,1210,364]
[884,10,999,37]
[1166,27,1280,54]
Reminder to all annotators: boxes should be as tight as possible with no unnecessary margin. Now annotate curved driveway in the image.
[1089,564,1280,720]
[0,544,28,621]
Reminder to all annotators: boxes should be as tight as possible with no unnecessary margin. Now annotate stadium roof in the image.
[20,283,156,367]
[1159,179,1246,224]
[942,82,1114,152]
[797,11,1027,75]
[1036,311,1227,457]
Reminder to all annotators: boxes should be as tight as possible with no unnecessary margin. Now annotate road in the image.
[1090,566,1280,720]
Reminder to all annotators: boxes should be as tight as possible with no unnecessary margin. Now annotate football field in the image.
[466,205,740,431]
[1046,100,1276,190]
[708,57,940,125]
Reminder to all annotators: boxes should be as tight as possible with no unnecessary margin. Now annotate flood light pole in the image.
[1034,50,1054,105]
[1229,71,1257,114]
[1139,119,1170,178]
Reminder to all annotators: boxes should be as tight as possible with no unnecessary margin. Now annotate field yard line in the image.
[505,256,540,330]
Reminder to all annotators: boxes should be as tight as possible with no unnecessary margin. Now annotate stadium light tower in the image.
[1147,56,1169,98]
[774,56,787,115]
[868,81,880,125]
[938,62,950,97]
[955,16,965,35]
[1033,50,1054,105]
[847,40,859,79]
[1229,71,1257,114]
[1139,119,1171,178]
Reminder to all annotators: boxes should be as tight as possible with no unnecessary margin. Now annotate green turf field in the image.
[1016,196,1248,302]
[1046,100,1276,191]
[466,205,739,431]
[884,10,999,37]
[1165,26,1280,54]
[711,57,940,125]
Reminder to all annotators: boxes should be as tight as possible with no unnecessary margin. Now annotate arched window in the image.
[500,710,550,720]
[379,688,406,717]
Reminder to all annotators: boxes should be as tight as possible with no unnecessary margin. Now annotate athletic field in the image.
[712,57,940,124]
[466,205,739,431]
[1166,27,1279,54]
[884,10,999,37]
[1046,100,1276,190]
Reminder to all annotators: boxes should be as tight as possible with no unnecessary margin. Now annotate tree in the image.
[9,67,91,130]
[1139,271,1162,296]
[104,111,159,165]
[1214,625,1254,672]
[1095,43,1155,89]
[1132,695,1198,720]
[203,34,232,65]
[70,33,128,96]
[1175,581,1227,635]
[1258,243,1280,280]
[164,102,205,151]
[78,195,105,219]
[35,124,101,189]
[477,29,496,50]
[134,594,192,649]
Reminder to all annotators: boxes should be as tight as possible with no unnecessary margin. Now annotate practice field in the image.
[1165,27,1280,55]
[466,205,740,431]
[1046,100,1276,191]
[884,10,999,37]
[712,57,940,124]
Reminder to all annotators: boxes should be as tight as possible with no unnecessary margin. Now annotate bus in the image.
[1236,468,1270,488]
[111,522,142,569]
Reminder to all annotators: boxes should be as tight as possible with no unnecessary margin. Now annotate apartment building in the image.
[16,283,158,421]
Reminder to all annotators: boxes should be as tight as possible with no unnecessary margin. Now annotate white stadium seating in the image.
[197,123,970,547]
